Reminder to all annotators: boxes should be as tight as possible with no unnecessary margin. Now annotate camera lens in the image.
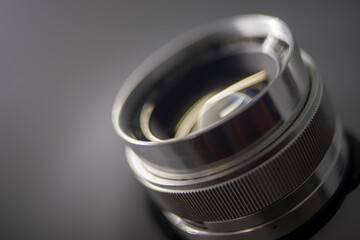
[112,15,351,239]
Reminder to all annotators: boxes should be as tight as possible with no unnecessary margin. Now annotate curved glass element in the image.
[138,53,274,141]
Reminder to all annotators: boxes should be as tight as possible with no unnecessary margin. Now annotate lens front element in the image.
[112,15,348,240]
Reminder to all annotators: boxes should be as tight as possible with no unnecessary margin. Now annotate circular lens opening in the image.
[137,51,278,141]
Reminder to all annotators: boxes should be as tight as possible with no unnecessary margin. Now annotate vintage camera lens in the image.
[112,15,356,239]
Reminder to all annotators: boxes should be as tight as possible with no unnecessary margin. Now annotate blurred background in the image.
[1,1,360,239]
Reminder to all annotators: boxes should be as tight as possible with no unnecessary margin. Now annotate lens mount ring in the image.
[126,52,343,224]
[113,14,350,240]
[164,123,347,240]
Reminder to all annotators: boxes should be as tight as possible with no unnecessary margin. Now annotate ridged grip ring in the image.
[148,93,335,222]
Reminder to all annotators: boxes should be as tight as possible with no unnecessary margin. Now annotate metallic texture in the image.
[113,15,349,240]
[113,15,309,174]
[149,96,334,222]
[165,123,347,240]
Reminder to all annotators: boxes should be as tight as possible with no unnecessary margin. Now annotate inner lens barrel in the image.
[112,15,349,240]
[138,53,275,141]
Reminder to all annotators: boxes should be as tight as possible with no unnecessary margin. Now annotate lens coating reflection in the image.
[137,52,276,141]
[175,71,265,137]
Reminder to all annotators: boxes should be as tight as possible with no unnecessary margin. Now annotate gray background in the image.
[1,1,360,239]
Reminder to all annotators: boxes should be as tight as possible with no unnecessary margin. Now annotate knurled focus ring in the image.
[148,93,335,222]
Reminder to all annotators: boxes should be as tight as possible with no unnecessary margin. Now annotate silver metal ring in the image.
[160,54,349,239]
[113,14,309,175]
[112,14,349,240]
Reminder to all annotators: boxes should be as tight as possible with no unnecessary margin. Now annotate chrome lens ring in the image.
[112,14,349,240]
[112,15,309,175]
[124,50,347,221]
[159,53,349,240]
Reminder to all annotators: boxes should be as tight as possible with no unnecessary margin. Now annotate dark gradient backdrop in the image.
[1,1,360,240]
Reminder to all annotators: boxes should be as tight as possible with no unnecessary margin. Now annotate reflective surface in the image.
[113,15,309,174]
[138,59,271,141]
[115,13,355,240]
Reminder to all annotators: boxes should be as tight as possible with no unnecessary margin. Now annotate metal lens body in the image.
[112,15,348,240]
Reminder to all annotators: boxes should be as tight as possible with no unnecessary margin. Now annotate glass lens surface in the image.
[138,52,277,141]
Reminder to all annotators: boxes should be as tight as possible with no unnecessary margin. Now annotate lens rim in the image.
[148,52,349,240]
[113,14,294,145]
[112,14,309,175]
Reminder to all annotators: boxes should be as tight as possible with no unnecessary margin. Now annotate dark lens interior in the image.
[131,52,278,141]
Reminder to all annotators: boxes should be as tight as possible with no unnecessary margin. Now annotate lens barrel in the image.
[112,15,350,240]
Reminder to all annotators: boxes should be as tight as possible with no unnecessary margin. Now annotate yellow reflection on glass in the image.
[175,70,267,137]
[140,70,267,141]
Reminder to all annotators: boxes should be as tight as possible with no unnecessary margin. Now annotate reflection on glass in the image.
[140,70,267,141]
